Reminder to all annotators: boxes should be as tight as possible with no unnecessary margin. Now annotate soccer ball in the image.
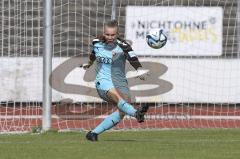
[146,29,167,49]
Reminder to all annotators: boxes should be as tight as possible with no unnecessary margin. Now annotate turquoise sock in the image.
[117,99,136,117]
[92,111,121,134]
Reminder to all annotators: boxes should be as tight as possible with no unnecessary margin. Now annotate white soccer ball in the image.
[146,29,167,49]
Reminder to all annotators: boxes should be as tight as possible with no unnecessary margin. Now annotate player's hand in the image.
[79,63,91,70]
[79,61,94,70]
[136,72,150,80]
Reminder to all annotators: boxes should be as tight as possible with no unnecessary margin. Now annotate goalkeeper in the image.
[81,20,149,141]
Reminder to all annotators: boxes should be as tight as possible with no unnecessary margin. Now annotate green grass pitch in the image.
[0,129,240,159]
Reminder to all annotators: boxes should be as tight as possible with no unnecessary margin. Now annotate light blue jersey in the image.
[92,39,131,100]
[93,41,126,84]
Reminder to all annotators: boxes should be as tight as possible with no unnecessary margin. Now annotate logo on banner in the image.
[50,56,173,101]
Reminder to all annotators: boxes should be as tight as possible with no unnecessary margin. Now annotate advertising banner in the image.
[125,7,223,56]
[0,57,239,103]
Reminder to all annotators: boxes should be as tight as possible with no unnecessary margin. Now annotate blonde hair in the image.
[104,20,118,28]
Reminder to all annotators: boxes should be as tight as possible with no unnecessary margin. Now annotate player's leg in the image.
[86,90,128,141]
[106,88,136,116]
[91,90,129,133]
[86,81,148,141]
[107,88,149,123]
[86,110,124,141]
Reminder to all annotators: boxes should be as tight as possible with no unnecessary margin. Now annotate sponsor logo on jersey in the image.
[96,56,113,64]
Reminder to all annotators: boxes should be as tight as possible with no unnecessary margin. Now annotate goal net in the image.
[0,0,239,133]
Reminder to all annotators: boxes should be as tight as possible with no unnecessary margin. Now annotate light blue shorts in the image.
[95,80,130,102]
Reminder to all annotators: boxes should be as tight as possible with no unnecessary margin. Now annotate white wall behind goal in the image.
[0,57,239,103]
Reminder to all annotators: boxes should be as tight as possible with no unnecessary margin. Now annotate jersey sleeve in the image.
[92,38,99,54]
[88,37,101,62]
[127,55,142,70]
[89,50,96,62]
[91,35,105,54]
[117,38,142,70]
